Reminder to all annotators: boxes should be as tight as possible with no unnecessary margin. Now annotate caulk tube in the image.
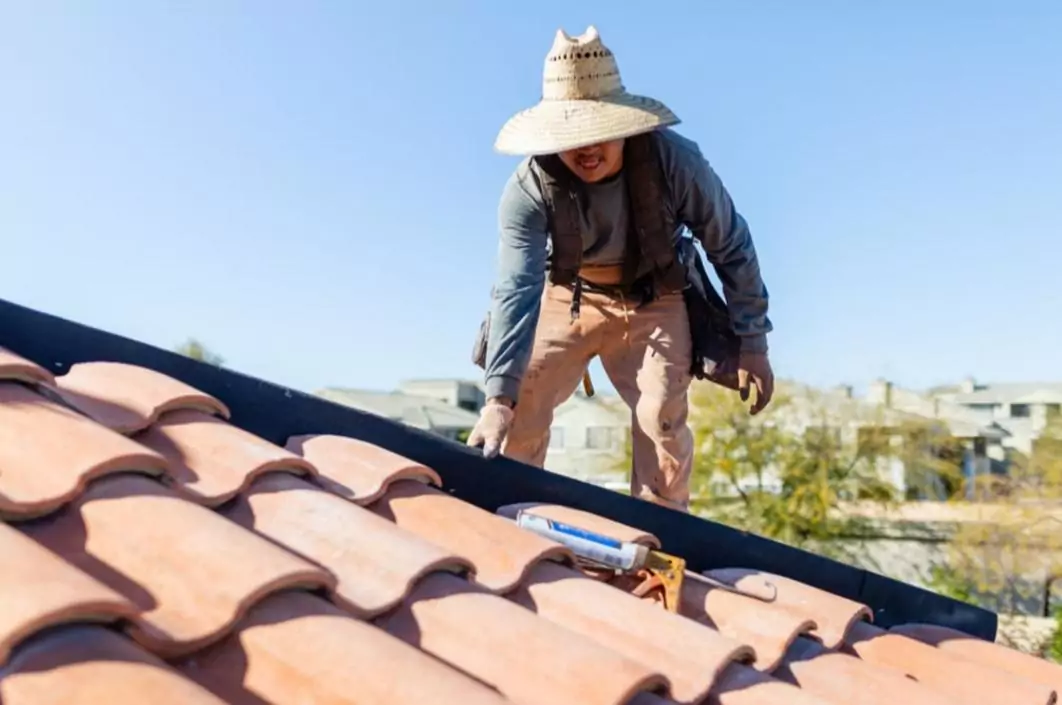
[515,512,648,571]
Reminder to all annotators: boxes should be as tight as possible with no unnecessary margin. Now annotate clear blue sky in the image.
[2,2,1059,396]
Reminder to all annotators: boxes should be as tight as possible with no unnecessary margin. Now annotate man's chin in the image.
[576,167,608,183]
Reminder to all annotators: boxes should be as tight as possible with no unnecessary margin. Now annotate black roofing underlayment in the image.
[0,295,997,641]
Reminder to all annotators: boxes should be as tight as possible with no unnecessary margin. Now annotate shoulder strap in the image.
[623,133,685,291]
[531,155,583,286]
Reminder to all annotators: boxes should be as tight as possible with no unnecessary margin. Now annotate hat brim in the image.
[494,93,680,156]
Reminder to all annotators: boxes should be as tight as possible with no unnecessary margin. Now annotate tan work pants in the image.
[501,277,694,512]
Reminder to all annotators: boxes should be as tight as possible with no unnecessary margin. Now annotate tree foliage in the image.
[1049,605,1062,663]
[174,338,225,366]
[616,377,1062,658]
[684,381,962,559]
[927,416,1062,622]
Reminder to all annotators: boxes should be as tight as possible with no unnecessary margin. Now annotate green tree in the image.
[684,381,963,563]
[1049,605,1062,663]
[690,384,873,549]
[927,416,1062,619]
[174,338,225,366]
[607,380,965,567]
[926,562,977,604]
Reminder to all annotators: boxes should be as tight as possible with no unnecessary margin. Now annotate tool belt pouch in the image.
[676,237,742,391]
[470,304,491,370]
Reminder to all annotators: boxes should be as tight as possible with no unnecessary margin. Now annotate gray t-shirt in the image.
[483,127,772,401]
[563,167,630,266]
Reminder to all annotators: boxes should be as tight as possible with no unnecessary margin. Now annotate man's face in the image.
[558,139,625,183]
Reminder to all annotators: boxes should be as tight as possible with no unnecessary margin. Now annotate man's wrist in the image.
[484,375,520,404]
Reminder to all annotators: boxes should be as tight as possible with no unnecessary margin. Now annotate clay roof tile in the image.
[0,336,1054,705]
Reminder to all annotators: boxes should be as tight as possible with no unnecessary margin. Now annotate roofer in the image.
[468,26,774,512]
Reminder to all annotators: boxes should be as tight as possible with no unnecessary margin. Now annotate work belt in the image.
[471,240,744,396]
[566,273,657,323]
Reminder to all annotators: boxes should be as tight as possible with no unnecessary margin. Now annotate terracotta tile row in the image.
[370,479,573,592]
[0,347,54,385]
[774,637,929,705]
[512,560,751,703]
[496,502,1062,705]
[706,569,873,650]
[52,360,231,434]
[378,571,670,704]
[137,410,317,506]
[2,627,229,705]
[677,570,814,672]
[844,619,1057,705]
[1,602,513,705]
[358,482,874,704]
[0,382,168,520]
[1,349,1061,705]
[893,623,1062,696]
[176,590,511,705]
[288,434,443,504]
[0,360,677,704]
[21,473,333,658]
[0,521,135,664]
[220,472,473,618]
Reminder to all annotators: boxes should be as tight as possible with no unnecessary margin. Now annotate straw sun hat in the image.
[494,26,679,156]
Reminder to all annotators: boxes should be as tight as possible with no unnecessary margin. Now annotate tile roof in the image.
[0,322,1061,704]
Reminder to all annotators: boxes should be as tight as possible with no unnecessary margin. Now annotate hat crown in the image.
[542,26,624,101]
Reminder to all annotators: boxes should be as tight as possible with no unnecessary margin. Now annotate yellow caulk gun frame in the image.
[514,511,776,613]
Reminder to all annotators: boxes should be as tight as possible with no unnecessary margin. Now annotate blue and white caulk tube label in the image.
[515,512,642,571]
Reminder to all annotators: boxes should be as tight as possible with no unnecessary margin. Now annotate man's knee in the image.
[634,386,690,441]
[630,389,694,507]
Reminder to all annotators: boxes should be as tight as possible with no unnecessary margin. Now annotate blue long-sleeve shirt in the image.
[483,127,772,402]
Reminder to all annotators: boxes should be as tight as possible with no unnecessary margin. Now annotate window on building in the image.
[548,427,565,450]
[1011,404,1031,418]
[586,426,616,450]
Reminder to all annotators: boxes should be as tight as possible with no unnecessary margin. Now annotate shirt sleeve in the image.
[482,166,549,401]
[658,131,773,353]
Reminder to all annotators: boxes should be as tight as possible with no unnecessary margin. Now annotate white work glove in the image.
[466,401,515,458]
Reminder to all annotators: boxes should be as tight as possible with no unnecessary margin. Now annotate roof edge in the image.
[0,295,998,641]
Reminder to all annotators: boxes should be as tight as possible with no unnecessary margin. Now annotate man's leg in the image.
[599,292,695,512]
[502,285,602,467]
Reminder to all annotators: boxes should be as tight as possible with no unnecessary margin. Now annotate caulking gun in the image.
[515,510,777,613]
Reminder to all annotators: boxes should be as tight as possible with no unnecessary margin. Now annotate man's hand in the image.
[466,397,515,458]
[737,351,774,415]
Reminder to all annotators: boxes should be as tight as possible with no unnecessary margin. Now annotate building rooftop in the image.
[948,382,1062,406]
[862,379,1014,440]
[315,387,480,430]
[0,297,1059,705]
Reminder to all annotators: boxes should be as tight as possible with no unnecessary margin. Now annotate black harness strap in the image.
[623,134,686,293]
[534,154,584,289]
